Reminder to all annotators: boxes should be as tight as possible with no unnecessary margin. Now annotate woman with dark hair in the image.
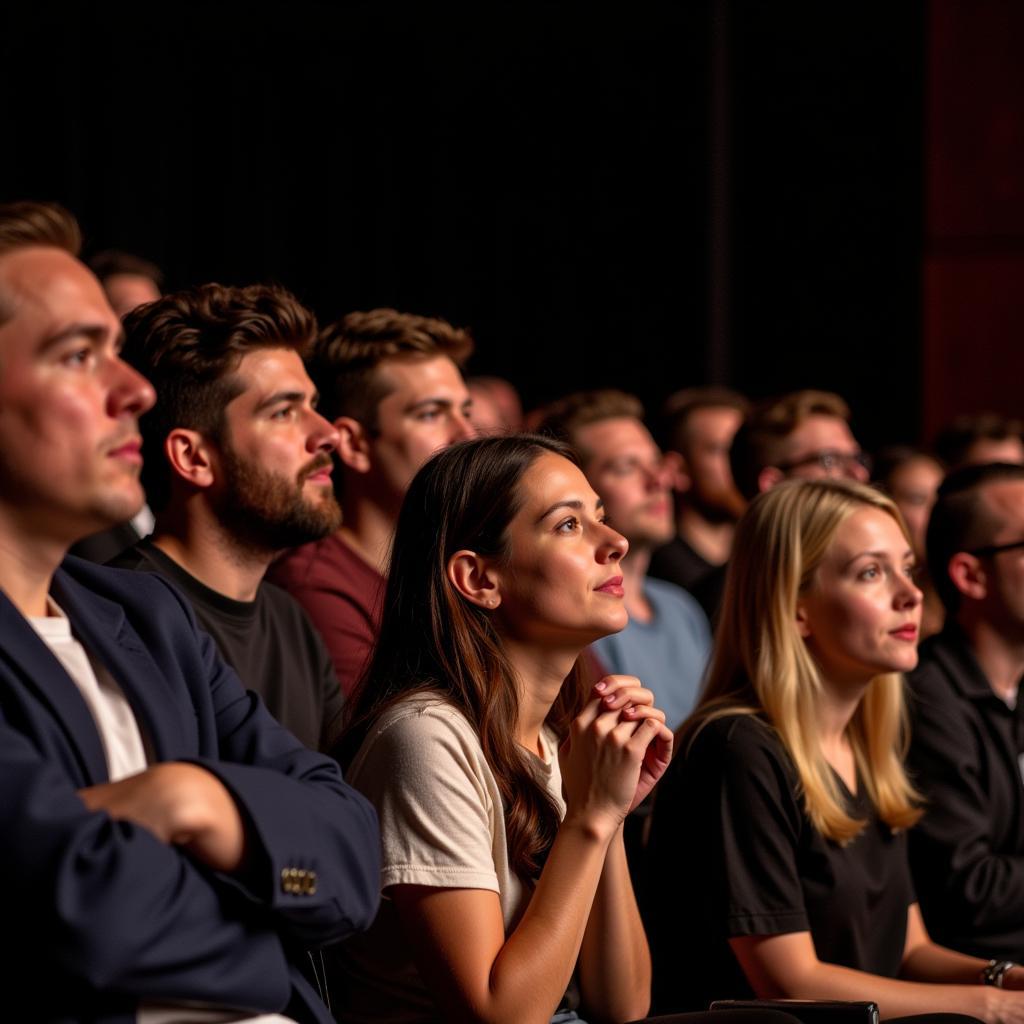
[328,435,673,1024]
[646,479,1024,1022]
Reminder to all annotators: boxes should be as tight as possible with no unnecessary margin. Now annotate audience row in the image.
[2,199,1024,1024]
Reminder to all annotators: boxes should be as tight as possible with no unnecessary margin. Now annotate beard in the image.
[214,448,342,554]
[687,477,747,523]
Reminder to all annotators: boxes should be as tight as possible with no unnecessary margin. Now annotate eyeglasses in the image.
[776,449,873,477]
[967,538,1024,558]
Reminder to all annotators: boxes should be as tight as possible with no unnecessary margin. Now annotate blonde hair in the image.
[684,479,923,843]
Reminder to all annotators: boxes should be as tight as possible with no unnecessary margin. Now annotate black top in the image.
[907,625,1024,960]
[645,713,915,1014]
[648,535,726,624]
[111,539,343,751]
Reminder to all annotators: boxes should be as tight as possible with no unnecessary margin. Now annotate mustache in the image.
[298,453,334,483]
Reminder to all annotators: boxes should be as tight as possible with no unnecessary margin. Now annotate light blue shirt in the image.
[592,577,712,730]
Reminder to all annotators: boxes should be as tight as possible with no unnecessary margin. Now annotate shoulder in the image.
[61,555,194,616]
[353,696,485,772]
[685,712,792,781]
[646,577,711,633]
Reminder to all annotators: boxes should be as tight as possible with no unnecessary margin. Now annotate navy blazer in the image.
[0,556,380,1024]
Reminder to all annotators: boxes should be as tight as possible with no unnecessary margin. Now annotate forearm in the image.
[771,957,996,1021]
[483,815,616,1024]
[578,828,651,1023]
[901,939,991,985]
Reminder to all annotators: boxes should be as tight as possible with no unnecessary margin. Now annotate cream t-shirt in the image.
[332,694,565,1024]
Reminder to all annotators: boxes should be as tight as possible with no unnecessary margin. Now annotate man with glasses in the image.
[907,462,1024,964]
[729,389,871,500]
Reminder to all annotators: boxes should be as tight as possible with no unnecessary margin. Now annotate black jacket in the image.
[907,625,1024,960]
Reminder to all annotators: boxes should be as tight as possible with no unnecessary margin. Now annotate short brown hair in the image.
[89,249,163,289]
[311,308,474,428]
[0,201,83,324]
[661,386,750,454]
[535,389,645,463]
[122,282,318,511]
[934,412,1024,470]
[731,390,852,500]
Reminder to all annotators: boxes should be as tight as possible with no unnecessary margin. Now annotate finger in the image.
[617,704,666,725]
[593,674,643,699]
[600,685,656,712]
[624,716,670,759]
[572,695,611,733]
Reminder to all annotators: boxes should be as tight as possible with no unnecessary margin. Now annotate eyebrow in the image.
[535,497,604,524]
[843,548,915,569]
[405,396,457,413]
[38,322,119,355]
[253,389,308,413]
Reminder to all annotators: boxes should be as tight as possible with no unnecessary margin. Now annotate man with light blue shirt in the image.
[538,390,712,730]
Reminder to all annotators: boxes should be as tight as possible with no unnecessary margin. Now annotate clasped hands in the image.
[79,762,246,873]
[559,675,674,836]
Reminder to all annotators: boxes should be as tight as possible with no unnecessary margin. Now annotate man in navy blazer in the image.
[0,201,381,1022]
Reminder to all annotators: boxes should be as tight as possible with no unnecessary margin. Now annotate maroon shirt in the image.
[269,533,384,696]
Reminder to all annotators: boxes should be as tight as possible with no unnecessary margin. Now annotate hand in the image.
[593,676,674,812]
[559,676,674,836]
[79,763,246,872]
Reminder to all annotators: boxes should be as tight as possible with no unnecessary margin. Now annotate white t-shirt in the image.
[332,694,566,1024]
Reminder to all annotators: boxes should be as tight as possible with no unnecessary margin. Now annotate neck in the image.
[676,506,735,565]
[151,504,271,602]
[504,637,579,755]
[0,506,78,617]
[336,492,398,576]
[621,548,653,623]
[960,614,1024,702]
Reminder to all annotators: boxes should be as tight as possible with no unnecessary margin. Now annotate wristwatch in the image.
[980,959,1018,987]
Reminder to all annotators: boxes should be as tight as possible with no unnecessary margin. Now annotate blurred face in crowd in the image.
[797,506,922,690]
[0,247,154,545]
[210,347,342,552]
[770,414,869,488]
[887,455,944,559]
[103,273,161,319]
[575,416,674,551]
[367,354,475,500]
[970,479,1024,638]
[680,405,746,521]
[963,436,1024,468]
[489,452,629,647]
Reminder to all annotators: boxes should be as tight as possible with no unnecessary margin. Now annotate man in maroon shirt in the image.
[270,309,475,694]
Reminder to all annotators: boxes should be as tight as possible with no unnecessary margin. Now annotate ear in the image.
[758,465,785,493]
[794,600,813,639]
[948,552,987,602]
[334,416,372,474]
[164,429,217,489]
[447,549,502,609]
[663,449,691,493]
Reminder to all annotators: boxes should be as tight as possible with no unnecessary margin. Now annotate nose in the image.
[845,456,870,483]
[307,410,341,455]
[598,523,629,563]
[894,572,923,610]
[107,356,156,418]
[450,408,476,442]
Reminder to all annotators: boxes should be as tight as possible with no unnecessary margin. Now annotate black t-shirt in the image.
[111,539,343,751]
[645,713,915,1014]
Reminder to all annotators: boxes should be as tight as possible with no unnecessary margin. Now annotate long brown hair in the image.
[336,435,591,880]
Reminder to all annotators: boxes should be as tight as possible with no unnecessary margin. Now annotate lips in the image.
[596,575,625,597]
[300,455,334,484]
[107,437,143,465]
[890,624,919,642]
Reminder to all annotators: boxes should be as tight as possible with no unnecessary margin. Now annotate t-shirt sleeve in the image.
[350,706,502,894]
[690,716,810,937]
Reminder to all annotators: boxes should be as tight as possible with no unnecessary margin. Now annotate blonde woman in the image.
[646,479,1024,1022]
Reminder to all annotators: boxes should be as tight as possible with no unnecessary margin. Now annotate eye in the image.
[857,564,881,581]
[555,516,580,534]
[61,346,95,369]
[270,405,297,421]
[415,407,443,422]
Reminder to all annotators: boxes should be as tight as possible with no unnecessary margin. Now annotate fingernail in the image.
[595,681,607,691]
[604,694,616,704]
